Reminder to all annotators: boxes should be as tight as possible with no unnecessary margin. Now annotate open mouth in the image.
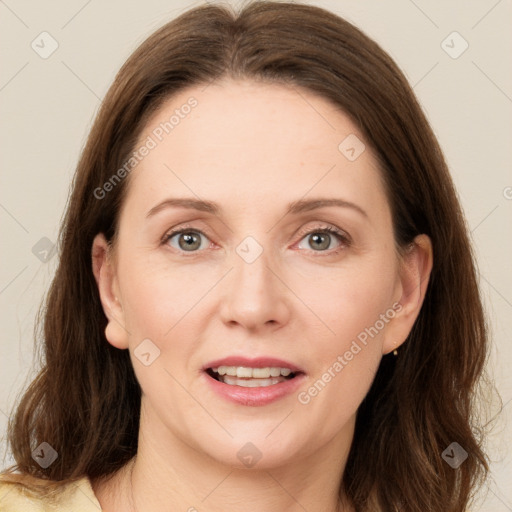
[206,367,300,388]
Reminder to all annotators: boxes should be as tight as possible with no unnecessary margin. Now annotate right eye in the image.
[163,229,211,253]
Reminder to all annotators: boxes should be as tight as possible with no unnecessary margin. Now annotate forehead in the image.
[121,79,388,221]
[140,78,362,158]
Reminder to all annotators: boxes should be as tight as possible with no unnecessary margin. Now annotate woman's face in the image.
[93,79,429,470]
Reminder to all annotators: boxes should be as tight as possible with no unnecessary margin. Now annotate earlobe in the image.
[91,233,129,350]
[382,234,433,354]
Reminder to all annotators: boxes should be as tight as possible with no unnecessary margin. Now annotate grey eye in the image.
[297,230,345,252]
[306,232,332,251]
[167,231,208,252]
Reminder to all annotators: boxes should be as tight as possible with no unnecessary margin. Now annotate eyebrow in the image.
[146,197,368,219]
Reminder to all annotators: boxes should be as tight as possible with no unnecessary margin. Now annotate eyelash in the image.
[161,223,351,257]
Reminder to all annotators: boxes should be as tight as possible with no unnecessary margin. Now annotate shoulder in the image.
[0,472,102,511]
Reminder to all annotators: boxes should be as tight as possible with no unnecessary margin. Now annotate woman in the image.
[0,1,490,511]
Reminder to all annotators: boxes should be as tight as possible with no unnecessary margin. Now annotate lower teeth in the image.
[220,375,285,387]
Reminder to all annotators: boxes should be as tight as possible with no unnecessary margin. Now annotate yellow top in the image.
[0,474,102,511]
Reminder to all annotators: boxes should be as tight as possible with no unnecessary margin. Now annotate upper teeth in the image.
[213,366,293,378]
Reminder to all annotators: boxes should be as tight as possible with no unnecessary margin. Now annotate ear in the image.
[382,234,433,355]
[91,233,129,350]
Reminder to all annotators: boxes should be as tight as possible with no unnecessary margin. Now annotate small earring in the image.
[393,349,398,356]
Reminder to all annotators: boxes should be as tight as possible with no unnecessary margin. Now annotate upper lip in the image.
[203,356,304,373]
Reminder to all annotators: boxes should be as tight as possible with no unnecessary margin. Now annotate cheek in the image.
[292,257,396,426]
[117,251,205,339]
[296,258,396,346]
[118,258,205,392]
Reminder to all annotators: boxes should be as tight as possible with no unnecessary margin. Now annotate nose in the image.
[219,239,291,332]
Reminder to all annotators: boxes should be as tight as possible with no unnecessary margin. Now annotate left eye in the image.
[296,228,348,252]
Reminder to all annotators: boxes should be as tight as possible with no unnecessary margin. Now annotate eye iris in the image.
[178,232,201,251]
[309,232,330,251]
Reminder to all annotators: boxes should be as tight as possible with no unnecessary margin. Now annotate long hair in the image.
[3,2,492,510]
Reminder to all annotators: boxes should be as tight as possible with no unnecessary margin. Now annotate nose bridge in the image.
[234,234,272,291]
[219,233,290,329]
[233,233,276,302]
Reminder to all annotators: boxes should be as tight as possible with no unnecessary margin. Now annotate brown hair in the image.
[3,1,492,510]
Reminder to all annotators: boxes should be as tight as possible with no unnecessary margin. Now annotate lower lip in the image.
[203,371,306,406]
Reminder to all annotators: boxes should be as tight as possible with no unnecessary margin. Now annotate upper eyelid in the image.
[162,223,209,241]
[295,224,350,241]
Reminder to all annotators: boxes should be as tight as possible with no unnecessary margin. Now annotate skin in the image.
[91,78,433,512]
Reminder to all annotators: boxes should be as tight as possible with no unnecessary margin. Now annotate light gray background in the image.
[1,0,511,510]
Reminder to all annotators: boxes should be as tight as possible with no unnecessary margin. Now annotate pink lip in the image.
[202,370,307,407]
[202,356,304,373]
[201,356,306,407]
